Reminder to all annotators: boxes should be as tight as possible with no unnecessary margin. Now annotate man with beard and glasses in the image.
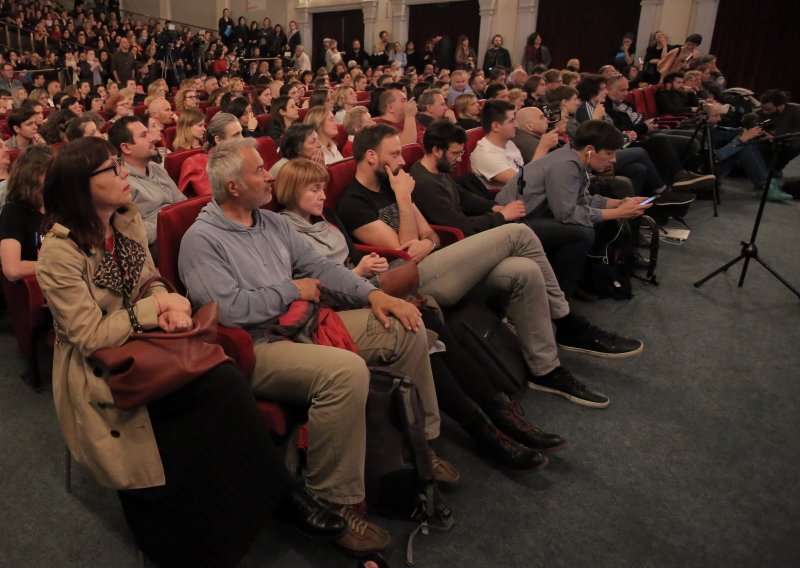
[409,119,526,236]
[108,116,186,258]
[337,124,644,410]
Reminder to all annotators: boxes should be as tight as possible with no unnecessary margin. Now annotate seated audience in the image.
[339,123,644,409]
[655,72,700,115]
[496,120,651,295]
[447,70,473,105]
[410,120,525,235]
[105,89,135,123]
[174,87,199,112]
[228,96,268,138]
[179,136,451,555]
[513,106,562,164]
[416,88,456,133]
[147,96,177,130]
[332,84,357,123]
[37,137,342,568]
[251,83,273,116]
[755,89,800,175]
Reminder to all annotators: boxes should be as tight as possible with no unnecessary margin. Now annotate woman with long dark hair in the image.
[36,137,344,567]
[523,32,551,72]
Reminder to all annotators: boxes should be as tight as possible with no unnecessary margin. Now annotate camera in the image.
[541,104,561,131]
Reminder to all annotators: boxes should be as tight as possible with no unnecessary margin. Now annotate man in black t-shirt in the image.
[337,124,644,409]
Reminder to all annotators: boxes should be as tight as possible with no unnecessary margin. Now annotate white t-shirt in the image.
[470,138,524,191]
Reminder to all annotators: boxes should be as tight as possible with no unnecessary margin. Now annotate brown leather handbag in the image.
[90,277,231,411]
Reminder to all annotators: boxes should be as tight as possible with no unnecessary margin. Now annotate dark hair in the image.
[7,107,36,132]
[542,69,561,84]
[279,82,296,96]
[65,115,97,141]
[686,34,703,46]
[760,89,790,106]
[485,83,508,100]
[352,123,398,162]
[271,95,293,128]
[308,89,329,109]
[490,68,506,82]
[523,75,544,96]
[662,71,684,86]
[422,120,467,154]
[547,85,579,106]
[38,109,78,144]
[573,120,625,151]
[107,116,142,153]
[480,99,515,132]
[525,32,540,47]
[281,124,317,159]
[43,137,118,251]
[6,145,54,211]
[61,96,79,109]
[299,70,313,84]
[219,92,237,113]
[227,96,250,120]
[576,74,605,102]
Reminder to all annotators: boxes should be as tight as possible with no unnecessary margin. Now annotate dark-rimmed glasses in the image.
[90,157,123,177]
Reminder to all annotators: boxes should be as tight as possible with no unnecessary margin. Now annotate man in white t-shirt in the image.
[470,99,524,192]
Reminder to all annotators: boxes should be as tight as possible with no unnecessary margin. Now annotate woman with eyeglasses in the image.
[105,88,134,123]
[174,87,199,112]
[36,137,339,568]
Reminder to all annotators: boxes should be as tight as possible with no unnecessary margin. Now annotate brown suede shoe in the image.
[332,505,391,556]
[428,448,460,485]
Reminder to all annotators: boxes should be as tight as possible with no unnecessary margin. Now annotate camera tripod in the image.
[693,133,800,299]
[682,111,720,217]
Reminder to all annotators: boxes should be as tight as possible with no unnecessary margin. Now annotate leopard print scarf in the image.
[92,229,147,300]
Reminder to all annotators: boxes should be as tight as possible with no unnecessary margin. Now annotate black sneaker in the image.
[557,323,643,358]
[653,190,696,206]
[528,367,610,409]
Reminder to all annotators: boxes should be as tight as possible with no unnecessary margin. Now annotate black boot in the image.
[462,409,547,471]
[486,392,567,453]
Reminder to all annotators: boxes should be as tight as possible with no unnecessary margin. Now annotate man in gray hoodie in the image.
[177,138,451,556]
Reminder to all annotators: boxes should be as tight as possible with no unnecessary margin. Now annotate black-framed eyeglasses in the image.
[90,157,123,177]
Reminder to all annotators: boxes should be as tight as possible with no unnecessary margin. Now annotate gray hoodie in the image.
[178,200,376,339]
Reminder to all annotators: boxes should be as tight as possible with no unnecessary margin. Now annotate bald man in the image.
[513,107,561,164]
[147,96,177,130]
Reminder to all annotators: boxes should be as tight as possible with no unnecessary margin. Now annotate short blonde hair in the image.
[275,158,330,211]
[454,93,478,119]
[342,106,369,136]
[303,106,329,132]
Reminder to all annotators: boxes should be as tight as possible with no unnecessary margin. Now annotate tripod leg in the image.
[694,254,745,288]
[753,257,800,299]
[737,255,753,287]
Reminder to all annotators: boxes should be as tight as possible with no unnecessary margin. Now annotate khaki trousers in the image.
[251,308,439,505]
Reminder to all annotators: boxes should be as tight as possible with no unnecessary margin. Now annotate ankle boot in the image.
[462,409,547,471]
[486,393,567,452]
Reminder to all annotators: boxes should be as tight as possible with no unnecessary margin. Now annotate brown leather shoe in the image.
[332,505,391,556]
[428,448,460,485]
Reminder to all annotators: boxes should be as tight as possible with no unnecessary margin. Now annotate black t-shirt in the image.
[337,177,399,241]
[0,201,44,261]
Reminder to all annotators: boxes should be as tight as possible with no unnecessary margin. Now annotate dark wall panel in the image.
[408,1,480,70]
[312,10,364,69]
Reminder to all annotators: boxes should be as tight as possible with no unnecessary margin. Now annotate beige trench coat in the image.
[36,205,169,489]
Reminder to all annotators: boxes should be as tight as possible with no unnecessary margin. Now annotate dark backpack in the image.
[365,367,454,565]
[444,300,529,395]
[581,216,659,300]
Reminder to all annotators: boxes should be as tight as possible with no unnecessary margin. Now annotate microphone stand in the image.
[693,132,800,298]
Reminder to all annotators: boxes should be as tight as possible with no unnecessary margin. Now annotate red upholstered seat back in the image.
[163,126,177,151]
[401,143,424,171]
[164,148,205,186]
[255,136,280,170]
[333,123,348,151]
[453,127,484,178]
[256,113,272,131]
[324,157,356,210]
[156,196,212,296]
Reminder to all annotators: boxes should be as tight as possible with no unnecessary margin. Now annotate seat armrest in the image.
[216,325,256,378]
[431,225,465,246]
